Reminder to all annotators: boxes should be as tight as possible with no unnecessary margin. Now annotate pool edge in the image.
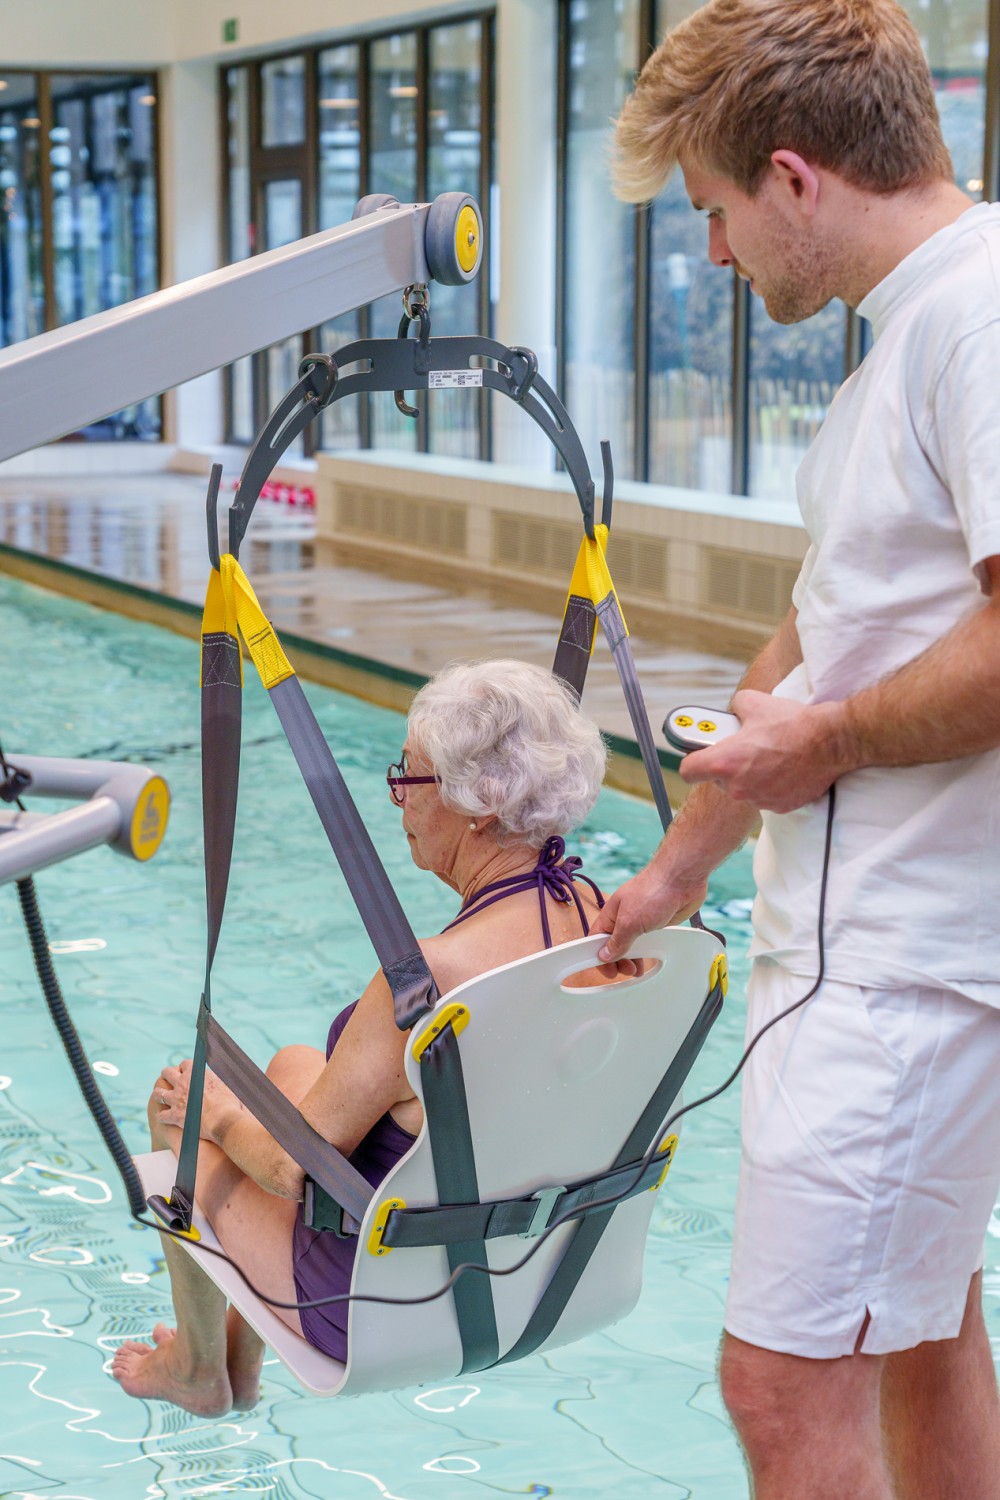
[0,540,689,807]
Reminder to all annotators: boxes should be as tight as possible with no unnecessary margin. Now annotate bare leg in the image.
[881,1272,1000,1500]
[113,1192,234,1415]
[113,1045,326,1412]
[720,1331,889,1499]
[214,1044,326,1406]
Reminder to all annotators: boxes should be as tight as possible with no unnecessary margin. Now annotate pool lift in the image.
[0,192,727,1397]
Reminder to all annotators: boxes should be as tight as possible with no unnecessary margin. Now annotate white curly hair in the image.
[406,659,607,847]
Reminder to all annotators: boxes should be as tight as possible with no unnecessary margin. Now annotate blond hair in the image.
[613,0,953,202]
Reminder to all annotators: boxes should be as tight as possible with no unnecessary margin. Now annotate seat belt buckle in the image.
[302,1178,358,1239]
[518,1184,566,1238]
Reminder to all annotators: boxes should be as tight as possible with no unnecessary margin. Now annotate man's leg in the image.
[720,1331,889,1500]
[881,1271,1000,1500]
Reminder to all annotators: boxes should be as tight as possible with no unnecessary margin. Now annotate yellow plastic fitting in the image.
[368,1197,405,1256]
[411,1002,470,1062]
[455,204,480,273]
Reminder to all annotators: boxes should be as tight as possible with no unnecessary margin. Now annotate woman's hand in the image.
[152,1061,245,1146]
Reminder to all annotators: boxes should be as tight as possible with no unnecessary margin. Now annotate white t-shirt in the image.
[750,200,1000,1005]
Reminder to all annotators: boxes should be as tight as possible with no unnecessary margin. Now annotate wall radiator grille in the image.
[492,512,669,597]
[700,547,800,624]
[336,487,467,555]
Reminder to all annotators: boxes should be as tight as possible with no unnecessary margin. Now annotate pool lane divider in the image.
[0,539,688,807]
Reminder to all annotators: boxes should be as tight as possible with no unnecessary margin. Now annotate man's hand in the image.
[680,690,853,812]
[591,862,709,963]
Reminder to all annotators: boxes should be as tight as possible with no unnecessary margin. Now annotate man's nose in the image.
[708,217,733,268]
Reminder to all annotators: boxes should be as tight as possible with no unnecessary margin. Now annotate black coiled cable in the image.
[15,875,148,1218]
[1,736,148,1218]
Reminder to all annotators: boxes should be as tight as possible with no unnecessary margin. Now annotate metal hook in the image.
[298,352,339,409]
[394,296,432,418]
[403,282,429,320]
[600,439,614,530]
[506,345,539,403]
[205,462,223,571]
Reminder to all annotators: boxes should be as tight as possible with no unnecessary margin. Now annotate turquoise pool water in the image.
[1,574,996,1500]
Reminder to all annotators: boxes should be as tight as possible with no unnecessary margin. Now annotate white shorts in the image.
[724,958,1000,1358]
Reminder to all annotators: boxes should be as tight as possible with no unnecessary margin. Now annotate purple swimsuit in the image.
[290,836,602,1361]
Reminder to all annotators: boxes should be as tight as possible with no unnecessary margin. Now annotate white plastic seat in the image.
[134,923,724,1397]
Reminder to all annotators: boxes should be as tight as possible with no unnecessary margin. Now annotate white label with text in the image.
[429,370,484,389]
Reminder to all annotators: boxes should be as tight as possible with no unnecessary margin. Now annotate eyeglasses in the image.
[386,756,437,805]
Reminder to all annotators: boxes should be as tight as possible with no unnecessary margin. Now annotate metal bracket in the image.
[224,355,337,561]
[207,331,602,563]
[518,1183,566,1238]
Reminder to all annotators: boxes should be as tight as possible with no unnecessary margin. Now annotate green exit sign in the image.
[223,17,239,43]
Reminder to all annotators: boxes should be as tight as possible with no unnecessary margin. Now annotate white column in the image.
[491,0,558,471]
[158,59,224,448]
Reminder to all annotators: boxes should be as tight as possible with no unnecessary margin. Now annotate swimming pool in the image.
[1,572,996,1500]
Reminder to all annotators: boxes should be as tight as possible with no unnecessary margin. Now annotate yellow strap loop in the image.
[562,524,629,655]
[200,566,243,688]
[212,554,296,691]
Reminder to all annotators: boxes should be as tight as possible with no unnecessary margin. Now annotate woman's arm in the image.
[155,1060,307,1199]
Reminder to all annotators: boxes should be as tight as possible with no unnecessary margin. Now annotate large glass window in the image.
[0,71,161,441]
[317,45,362,453]
[748,300,845,501]
[0,74,45,348]
[562,0,641,480]
[49,73,159,439]
[426,19,484,459]
[368,33,420,455]
[910,0,989,197]
[222,16,494,460]
[648,169,733,491]
[225,65,255,443]
[562,0,992,502]
[261,56,306,148]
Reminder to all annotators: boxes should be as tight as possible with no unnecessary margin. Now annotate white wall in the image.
[0,0,173,66]
[173,0,487,63]
[0,0,485,66]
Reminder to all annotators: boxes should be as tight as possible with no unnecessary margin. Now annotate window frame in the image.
[556,0,990,497]
[0,66,163,441]
[220,11,495,458]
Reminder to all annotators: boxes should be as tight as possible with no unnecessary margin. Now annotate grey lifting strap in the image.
[418,1021,500,1373]
[152,598,438,1238]
[268,674,438,1030]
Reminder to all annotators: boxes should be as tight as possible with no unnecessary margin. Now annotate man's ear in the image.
[768,150,821,218]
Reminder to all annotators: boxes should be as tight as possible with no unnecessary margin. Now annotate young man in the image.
[593,3,1000,1497]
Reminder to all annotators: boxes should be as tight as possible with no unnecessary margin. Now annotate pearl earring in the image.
[469,820,477,830]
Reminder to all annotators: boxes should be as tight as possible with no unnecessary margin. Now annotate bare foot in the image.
[226,1307,264,1410]
[111,1336,234,1416]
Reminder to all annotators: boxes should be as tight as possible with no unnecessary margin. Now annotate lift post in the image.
[0,755,169,886]
[0,197,474,464]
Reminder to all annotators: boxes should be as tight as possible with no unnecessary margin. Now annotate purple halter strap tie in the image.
[444,835,605,949]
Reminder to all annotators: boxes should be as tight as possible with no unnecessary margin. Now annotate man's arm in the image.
[682,556,1000,812]
[592,606,802,961]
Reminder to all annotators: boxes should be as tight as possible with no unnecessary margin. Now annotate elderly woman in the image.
[113,659,608,1414]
